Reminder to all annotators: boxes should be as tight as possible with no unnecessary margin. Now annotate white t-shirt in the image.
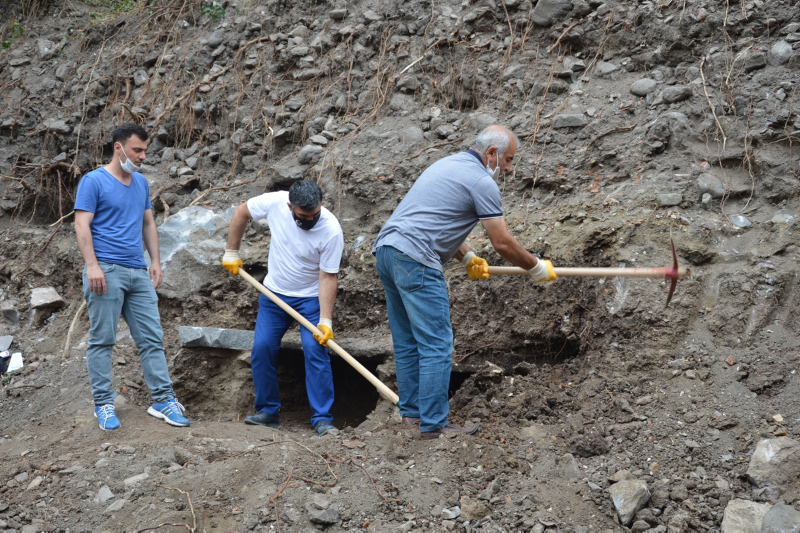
[247,190,344,297]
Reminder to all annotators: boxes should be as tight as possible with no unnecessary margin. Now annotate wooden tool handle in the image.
[238,269,400,405]
[488,266,690,278]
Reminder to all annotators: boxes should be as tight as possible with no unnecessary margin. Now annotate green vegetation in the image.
[2,22,24,49]
[201,1,225,20]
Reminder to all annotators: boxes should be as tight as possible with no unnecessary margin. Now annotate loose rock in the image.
[531,0,573,26]
[609,480,650,526]
[95,485,114,504]
[460,496,491,521]
[630,79,658,97]
[720,499,771,533]
[662,86,692,103]
[305,501,340,525]
[553,114,588,129]
[30,287,65,314]
[767,41,793,66]
[298,144,324,164]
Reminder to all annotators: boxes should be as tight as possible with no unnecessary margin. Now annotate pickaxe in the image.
[484,238,689,306]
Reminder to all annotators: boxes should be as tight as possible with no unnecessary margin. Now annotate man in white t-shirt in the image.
[222,180,344,436]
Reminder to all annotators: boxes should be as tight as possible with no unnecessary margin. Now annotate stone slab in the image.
[179,327,255,350]
[30,287,66,310]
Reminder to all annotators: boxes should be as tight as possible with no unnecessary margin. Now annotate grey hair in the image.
[472,127,519,158]
[288,180,323,211]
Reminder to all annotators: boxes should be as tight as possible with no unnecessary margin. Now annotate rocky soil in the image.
[1,0,800,531]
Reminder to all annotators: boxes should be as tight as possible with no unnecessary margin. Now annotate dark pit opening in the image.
[172,344,382,429]
[449,371,471,399]
[273,348,380,429]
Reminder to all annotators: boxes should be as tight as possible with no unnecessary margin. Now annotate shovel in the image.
[237,269,401,406]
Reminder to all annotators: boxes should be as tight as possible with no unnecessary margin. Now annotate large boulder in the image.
[152,206,235,300]
[746,438,800,498]
[720,499,771,532]
[761,503,800,532]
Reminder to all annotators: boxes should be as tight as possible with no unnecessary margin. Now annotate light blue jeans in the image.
[82,262,175,406]
[375,246,454,433]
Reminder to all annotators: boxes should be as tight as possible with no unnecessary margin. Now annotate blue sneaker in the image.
[94,404,120,431]
[147,399,190,427]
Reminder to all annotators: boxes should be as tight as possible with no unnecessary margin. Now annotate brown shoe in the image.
[402,416,421,425]
[421,422,479,440]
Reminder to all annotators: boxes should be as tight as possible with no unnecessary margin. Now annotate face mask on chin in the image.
[119,146,142,174]
[293,210,321,231]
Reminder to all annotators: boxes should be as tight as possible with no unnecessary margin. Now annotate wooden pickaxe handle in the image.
[237,269,401,406]
[488,266,690,278]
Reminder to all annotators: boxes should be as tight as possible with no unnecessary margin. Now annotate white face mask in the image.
[486,148,502,179]
[119,145,142,174]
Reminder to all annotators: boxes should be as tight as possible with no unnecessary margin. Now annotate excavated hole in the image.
[274,348,381,428]
[449,371,471,398]
[173,347,380,429]
[455,336,583,372]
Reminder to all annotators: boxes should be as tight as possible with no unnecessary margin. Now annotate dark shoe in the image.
[402,416,421,425]
[314,420,339,437]
[421,422,479,440]
[244,412,280,428]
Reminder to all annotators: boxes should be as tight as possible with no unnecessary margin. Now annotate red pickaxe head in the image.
[664,237,684,307]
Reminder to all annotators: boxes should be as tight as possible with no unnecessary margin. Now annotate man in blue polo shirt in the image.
[74,123,189,431]
[373,125,557,440]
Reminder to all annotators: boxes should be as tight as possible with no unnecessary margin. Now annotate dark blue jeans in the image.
[251,293,334,426]
[83,262,175,406]
[375,246,454,432]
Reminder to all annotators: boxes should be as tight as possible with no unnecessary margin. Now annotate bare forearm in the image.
[318,273,337,320]
[75,223,99,267]
[226,203,252,249]
[482,217,538,270]
[142,223,160,264]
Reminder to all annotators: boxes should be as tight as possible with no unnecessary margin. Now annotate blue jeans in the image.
[251,293,334,426]
[375,246,453,432]
[82,262,175,406]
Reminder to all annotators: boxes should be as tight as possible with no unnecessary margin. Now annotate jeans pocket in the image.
[393,253,425,292]
[98,262,116,274]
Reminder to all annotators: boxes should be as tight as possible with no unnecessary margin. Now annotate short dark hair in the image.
[112,123,148,145]
[288,180,323,211]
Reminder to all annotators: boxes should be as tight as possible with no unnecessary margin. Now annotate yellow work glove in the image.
[314,318,334,345]
[222,249,243,275]
[462,251,490,280]
[529,259,557,282]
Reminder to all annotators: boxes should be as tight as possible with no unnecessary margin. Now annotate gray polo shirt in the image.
[372,151,503,271]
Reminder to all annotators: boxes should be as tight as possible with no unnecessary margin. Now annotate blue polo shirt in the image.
[74,167,152,269]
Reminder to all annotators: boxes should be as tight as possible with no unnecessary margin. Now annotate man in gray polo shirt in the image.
[372,125,557,440]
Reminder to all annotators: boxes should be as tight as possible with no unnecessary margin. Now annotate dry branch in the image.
[581,123,637,151]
